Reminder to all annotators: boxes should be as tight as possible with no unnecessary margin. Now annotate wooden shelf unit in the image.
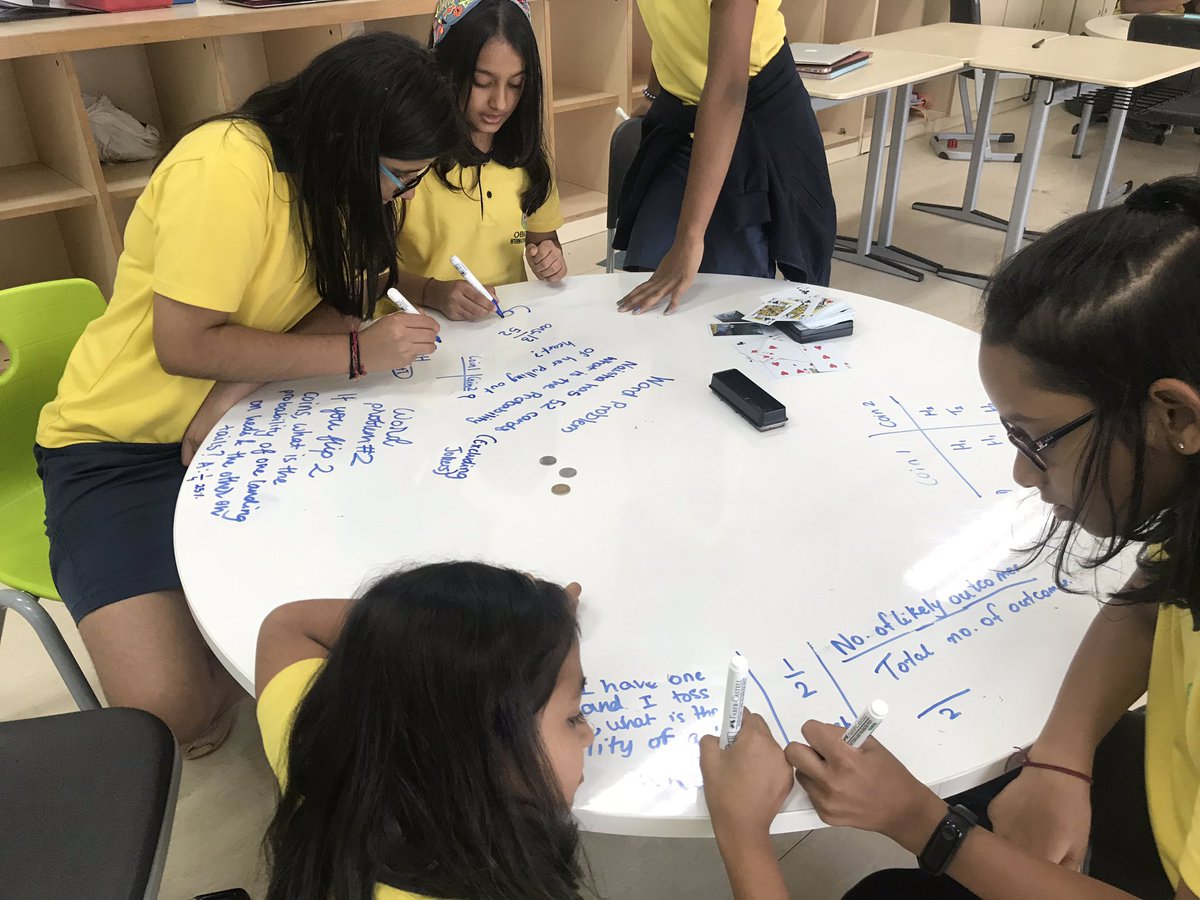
[0,0,1080,292]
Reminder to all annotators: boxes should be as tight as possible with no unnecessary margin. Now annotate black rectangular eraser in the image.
[776,320,854,344]
[710,369,787,431]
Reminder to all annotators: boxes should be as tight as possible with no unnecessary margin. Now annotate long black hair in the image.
[264,562,586,900]
[981,175,1200,620]
[196,33,460,319]
[432,0,553,217]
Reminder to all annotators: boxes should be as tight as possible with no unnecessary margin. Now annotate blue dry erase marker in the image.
[450,255,504,318]
[386,288,441,343]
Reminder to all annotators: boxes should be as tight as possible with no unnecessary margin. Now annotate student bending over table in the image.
[386,0,567,322]
[255,562,794,900]
[33,33,455,756]
[614,0,837,315]
[703,176,1200,900]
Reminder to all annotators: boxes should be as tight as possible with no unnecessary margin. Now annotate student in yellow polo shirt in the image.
[702,177,1200,900]
[615,0,837,314]
[255,563,797,900]
[34,33,458,756]
[390,0,565,321]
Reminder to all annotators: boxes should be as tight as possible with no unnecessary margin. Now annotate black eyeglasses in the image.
[1001,410,1096,472]
[379,163,430,196]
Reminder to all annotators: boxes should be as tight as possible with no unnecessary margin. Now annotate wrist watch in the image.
[918,804,977,877]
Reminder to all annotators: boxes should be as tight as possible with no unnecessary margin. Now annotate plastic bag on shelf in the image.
[83,94,161,163]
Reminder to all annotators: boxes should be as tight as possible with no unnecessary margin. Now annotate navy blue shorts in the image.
[34,442,186,624]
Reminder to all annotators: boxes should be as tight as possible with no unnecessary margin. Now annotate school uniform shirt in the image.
[37,121,319,448]
[1146,601,1200,892]
[636,0,787,105]
[257,658,430,900]
[396,161,563,289]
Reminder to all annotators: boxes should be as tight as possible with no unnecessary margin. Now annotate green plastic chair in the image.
[0,279,104,710]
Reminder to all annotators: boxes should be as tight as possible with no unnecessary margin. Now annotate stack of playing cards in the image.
[708,286,854,381]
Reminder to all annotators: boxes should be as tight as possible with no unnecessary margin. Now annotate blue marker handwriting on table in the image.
[188,388,420,523]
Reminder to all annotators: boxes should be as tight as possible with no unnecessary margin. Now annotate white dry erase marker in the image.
[718,653,750,750]
[386,287,441,342]
[843,699,888,749]
[615,106,630,121]
[449,255,504,318]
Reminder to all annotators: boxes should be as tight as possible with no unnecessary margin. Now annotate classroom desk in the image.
[949,35,1200,285]
[176,272,1126,838]
[803,49,962,282]
[854,25,1068,244]
[1086,15,1132,40]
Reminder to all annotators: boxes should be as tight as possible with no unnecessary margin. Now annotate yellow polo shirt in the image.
[1146,601,1200,892]
[37,121,320,448]
[257,658,429,900]
[396,161,563,291]
[636,0,786,105]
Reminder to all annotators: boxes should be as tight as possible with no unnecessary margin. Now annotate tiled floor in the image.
[2,104,1194,899]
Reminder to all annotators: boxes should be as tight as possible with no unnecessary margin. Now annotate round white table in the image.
[176,273,1124,837]
[1086,14,1131,39]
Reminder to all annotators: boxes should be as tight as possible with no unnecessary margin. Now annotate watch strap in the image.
[918,804,978,877]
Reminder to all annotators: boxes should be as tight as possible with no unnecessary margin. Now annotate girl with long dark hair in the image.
[390,0,567,322]
[713,176,1200,900]
[256,562,795,900]
[34,33,458,756]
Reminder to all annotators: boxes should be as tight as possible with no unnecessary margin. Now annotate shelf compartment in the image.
[103,158,157,200]
[559,180,606,222]
[0,163,92,221]
[553,84,620,114]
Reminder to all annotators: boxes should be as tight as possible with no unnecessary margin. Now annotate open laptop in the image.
[789,43,864,68]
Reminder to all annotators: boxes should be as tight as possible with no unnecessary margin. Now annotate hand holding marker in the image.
[843,699,888,748]
[718,653,749,749]
[386,287,441,343]
[450,255,504,319]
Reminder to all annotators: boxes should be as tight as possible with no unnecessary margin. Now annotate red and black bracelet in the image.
[348,330,366,380]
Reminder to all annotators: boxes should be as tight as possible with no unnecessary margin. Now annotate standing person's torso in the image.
[37,121,320,448]
[1146,600,1200,889]
[637,0,787,105]
[396,160,563,289]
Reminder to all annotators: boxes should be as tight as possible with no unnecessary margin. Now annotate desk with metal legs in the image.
[803,49,961,282]
[940,36,1200,288]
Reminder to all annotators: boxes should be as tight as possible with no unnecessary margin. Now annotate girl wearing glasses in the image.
[710,176,1200,900]
[387,0,566,322]
[34,33,457,756]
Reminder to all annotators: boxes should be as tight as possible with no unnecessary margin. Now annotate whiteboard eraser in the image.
[710,369,787,431]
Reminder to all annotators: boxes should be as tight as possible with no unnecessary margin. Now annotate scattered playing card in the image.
[804,342,850,372]
[714,310,746,323]
[711,323,764,337]
[746,300,793,324]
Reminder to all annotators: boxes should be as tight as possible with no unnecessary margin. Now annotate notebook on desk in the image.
[0,0,98,20]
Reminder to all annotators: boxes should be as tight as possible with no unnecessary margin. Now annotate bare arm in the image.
[153,293,438,383]
[179,301,385,464]
[255,598,352,696]
[618,0,757,314]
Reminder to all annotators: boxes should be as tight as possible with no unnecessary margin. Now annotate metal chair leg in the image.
[0,588,100,710]
[1073,99,1095,159]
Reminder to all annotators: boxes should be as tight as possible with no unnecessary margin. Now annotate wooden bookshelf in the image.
[0,0,1078,291]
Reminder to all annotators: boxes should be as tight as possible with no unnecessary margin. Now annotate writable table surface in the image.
[176,273,1126,838]
[1086,14,1132,40]
[851,22,1066,62]
[802,49,962,103]
[970,33,1200,88]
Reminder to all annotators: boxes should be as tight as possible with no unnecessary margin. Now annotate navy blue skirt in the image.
[34,442,186,623]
